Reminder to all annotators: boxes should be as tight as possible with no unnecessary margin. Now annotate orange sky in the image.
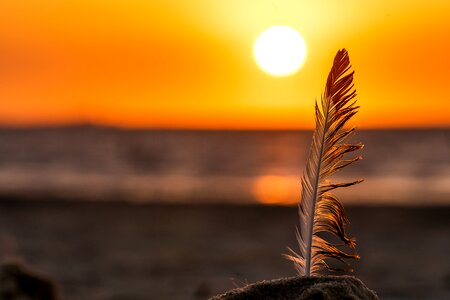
[0,0,449,129]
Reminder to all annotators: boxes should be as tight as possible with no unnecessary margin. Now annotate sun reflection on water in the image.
[252,175,299,205]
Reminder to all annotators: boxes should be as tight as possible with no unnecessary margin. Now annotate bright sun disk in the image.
[253,26,307,77]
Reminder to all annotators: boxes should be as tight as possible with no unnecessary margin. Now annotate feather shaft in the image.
[304,95,332,276]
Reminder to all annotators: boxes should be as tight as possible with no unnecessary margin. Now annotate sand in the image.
[211,276,379,300]
[0,261,61,300]
[0,201,448,299]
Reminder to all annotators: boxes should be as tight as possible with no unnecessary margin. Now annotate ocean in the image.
[0,127,448,205]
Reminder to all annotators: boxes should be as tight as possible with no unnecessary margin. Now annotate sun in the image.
[253,26,307,77]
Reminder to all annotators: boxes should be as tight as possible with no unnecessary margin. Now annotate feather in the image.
[284,49,363,276]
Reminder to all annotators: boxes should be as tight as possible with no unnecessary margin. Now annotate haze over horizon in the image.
[0,123,448,131]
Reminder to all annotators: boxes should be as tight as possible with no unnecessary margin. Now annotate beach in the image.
[1,1,449,298]
[0,128,448,299]
[0,201,448,300]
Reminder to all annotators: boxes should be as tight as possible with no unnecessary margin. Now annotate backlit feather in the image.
[285,49,363,276]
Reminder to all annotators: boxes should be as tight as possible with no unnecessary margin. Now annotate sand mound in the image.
[0,261,60,300]
[211,275,379,300]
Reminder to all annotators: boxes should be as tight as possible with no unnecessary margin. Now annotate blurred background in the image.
[0,1,449,300]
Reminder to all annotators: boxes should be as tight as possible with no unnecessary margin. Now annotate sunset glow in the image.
[0,1,449,129]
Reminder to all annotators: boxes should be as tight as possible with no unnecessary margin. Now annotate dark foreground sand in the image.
[211,276,379,300]
[0,201,449,300]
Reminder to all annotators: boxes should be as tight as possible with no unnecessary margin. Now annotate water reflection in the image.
[252,175,299,205]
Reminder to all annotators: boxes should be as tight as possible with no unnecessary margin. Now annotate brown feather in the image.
[284,49,363,276]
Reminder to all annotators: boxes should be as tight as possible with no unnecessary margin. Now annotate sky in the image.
[0,0,449,129]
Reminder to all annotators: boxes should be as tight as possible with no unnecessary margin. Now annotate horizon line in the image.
[0,123,448,131]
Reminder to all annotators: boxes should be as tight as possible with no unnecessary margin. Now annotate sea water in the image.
[0,127,448,205]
